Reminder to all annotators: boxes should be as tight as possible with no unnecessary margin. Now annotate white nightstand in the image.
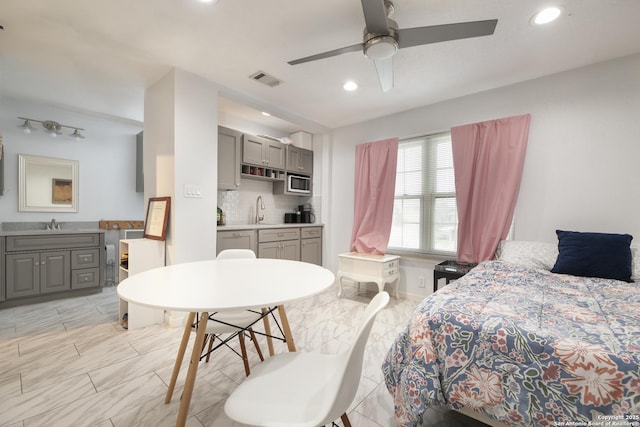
[337,252,400,298]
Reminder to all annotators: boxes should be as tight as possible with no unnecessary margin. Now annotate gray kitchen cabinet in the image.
[6,251,70,298]
[300,227,322,265]
[258,239,300,261]
[217,230,257,256]
[2,232,105,306]
[218,126,242,190]
[258,228,300,261]
[286,146,313,175]
[217,226,323,264]
[257,242,280,259]
[242,134,264,166]
[242,134,285,170]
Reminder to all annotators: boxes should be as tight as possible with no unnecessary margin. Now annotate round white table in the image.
[117,258,335,427]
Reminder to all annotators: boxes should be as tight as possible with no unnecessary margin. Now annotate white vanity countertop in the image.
[217,223,323,231]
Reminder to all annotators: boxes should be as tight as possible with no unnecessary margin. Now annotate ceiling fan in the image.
[288,0,498,92]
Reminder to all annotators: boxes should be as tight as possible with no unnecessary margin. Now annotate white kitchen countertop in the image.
[217,223,323,231]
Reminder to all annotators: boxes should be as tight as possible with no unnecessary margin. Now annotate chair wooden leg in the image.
[248,328,264,361]
[340,413,352,427]
[200,333,208,353]
[262,307,275,356]
[238,331,251,376]
[205,334,215,363]
[278,305,297,352]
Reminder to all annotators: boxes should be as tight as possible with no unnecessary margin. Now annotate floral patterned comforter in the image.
[383,261,640,427]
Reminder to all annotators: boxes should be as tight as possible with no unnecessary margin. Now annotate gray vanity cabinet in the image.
[6,253,40,298]
[71,248,101,289]
[6,251,70,298]
[2,232,104,306]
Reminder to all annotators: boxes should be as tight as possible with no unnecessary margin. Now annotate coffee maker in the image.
[299,204,315,224]
[284,204,315,223]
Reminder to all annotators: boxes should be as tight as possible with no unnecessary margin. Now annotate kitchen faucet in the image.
[256,196,265,224]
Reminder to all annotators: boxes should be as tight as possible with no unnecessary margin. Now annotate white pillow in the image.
[495,240,558,271]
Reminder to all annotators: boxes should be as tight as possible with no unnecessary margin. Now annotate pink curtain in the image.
[451,114,531,263]
[350,138,399,254]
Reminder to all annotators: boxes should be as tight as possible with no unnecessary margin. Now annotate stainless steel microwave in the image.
[287,174,311,194]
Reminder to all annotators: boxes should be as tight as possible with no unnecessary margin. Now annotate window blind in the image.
[389,132,457,255]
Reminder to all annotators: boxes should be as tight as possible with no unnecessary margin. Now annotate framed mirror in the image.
[19,154,79,212]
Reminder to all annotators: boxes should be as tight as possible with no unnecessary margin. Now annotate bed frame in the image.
[456,408,510,427]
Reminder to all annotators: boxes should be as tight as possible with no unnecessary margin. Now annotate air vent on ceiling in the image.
[249,71,283,88]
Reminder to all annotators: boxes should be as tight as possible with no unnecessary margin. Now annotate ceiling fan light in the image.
[364,36,398,60]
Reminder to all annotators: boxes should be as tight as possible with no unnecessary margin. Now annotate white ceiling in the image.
[2,0,640,134]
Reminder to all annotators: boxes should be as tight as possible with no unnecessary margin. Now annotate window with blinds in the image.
[388,132,457,256]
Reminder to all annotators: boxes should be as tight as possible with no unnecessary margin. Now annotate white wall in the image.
[0,97,144,223]
[324,53,640,298]
[144,69,219,265]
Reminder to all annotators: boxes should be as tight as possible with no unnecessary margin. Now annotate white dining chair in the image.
[196,249,265,376]
[224,291,390,427]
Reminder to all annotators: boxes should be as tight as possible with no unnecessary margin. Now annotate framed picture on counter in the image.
[143,196,171,240]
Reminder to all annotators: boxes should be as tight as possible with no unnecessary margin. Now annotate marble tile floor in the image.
[0,284,490,427]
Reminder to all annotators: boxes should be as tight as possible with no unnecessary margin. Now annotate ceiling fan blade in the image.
[373,57,394,92]
[288,43,363,65]
[397,19,498,49]
[361,0,389,34]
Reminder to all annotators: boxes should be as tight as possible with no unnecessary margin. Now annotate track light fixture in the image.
[17,117,86,140]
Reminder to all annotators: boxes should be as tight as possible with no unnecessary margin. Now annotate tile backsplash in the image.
[217,179,321,225]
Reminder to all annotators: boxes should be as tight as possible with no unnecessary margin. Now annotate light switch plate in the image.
[184,184,202,198]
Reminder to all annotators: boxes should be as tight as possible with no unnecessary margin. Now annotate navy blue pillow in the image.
[551,230,633,282]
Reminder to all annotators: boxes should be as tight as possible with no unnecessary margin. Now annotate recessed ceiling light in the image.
[532,7,562,25]
[261,111,271,117]
[343,81,358,91]
[199,0,219,4]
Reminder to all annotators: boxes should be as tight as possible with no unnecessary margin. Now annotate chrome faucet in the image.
[256,196,265,224]
[46,218,60,231]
